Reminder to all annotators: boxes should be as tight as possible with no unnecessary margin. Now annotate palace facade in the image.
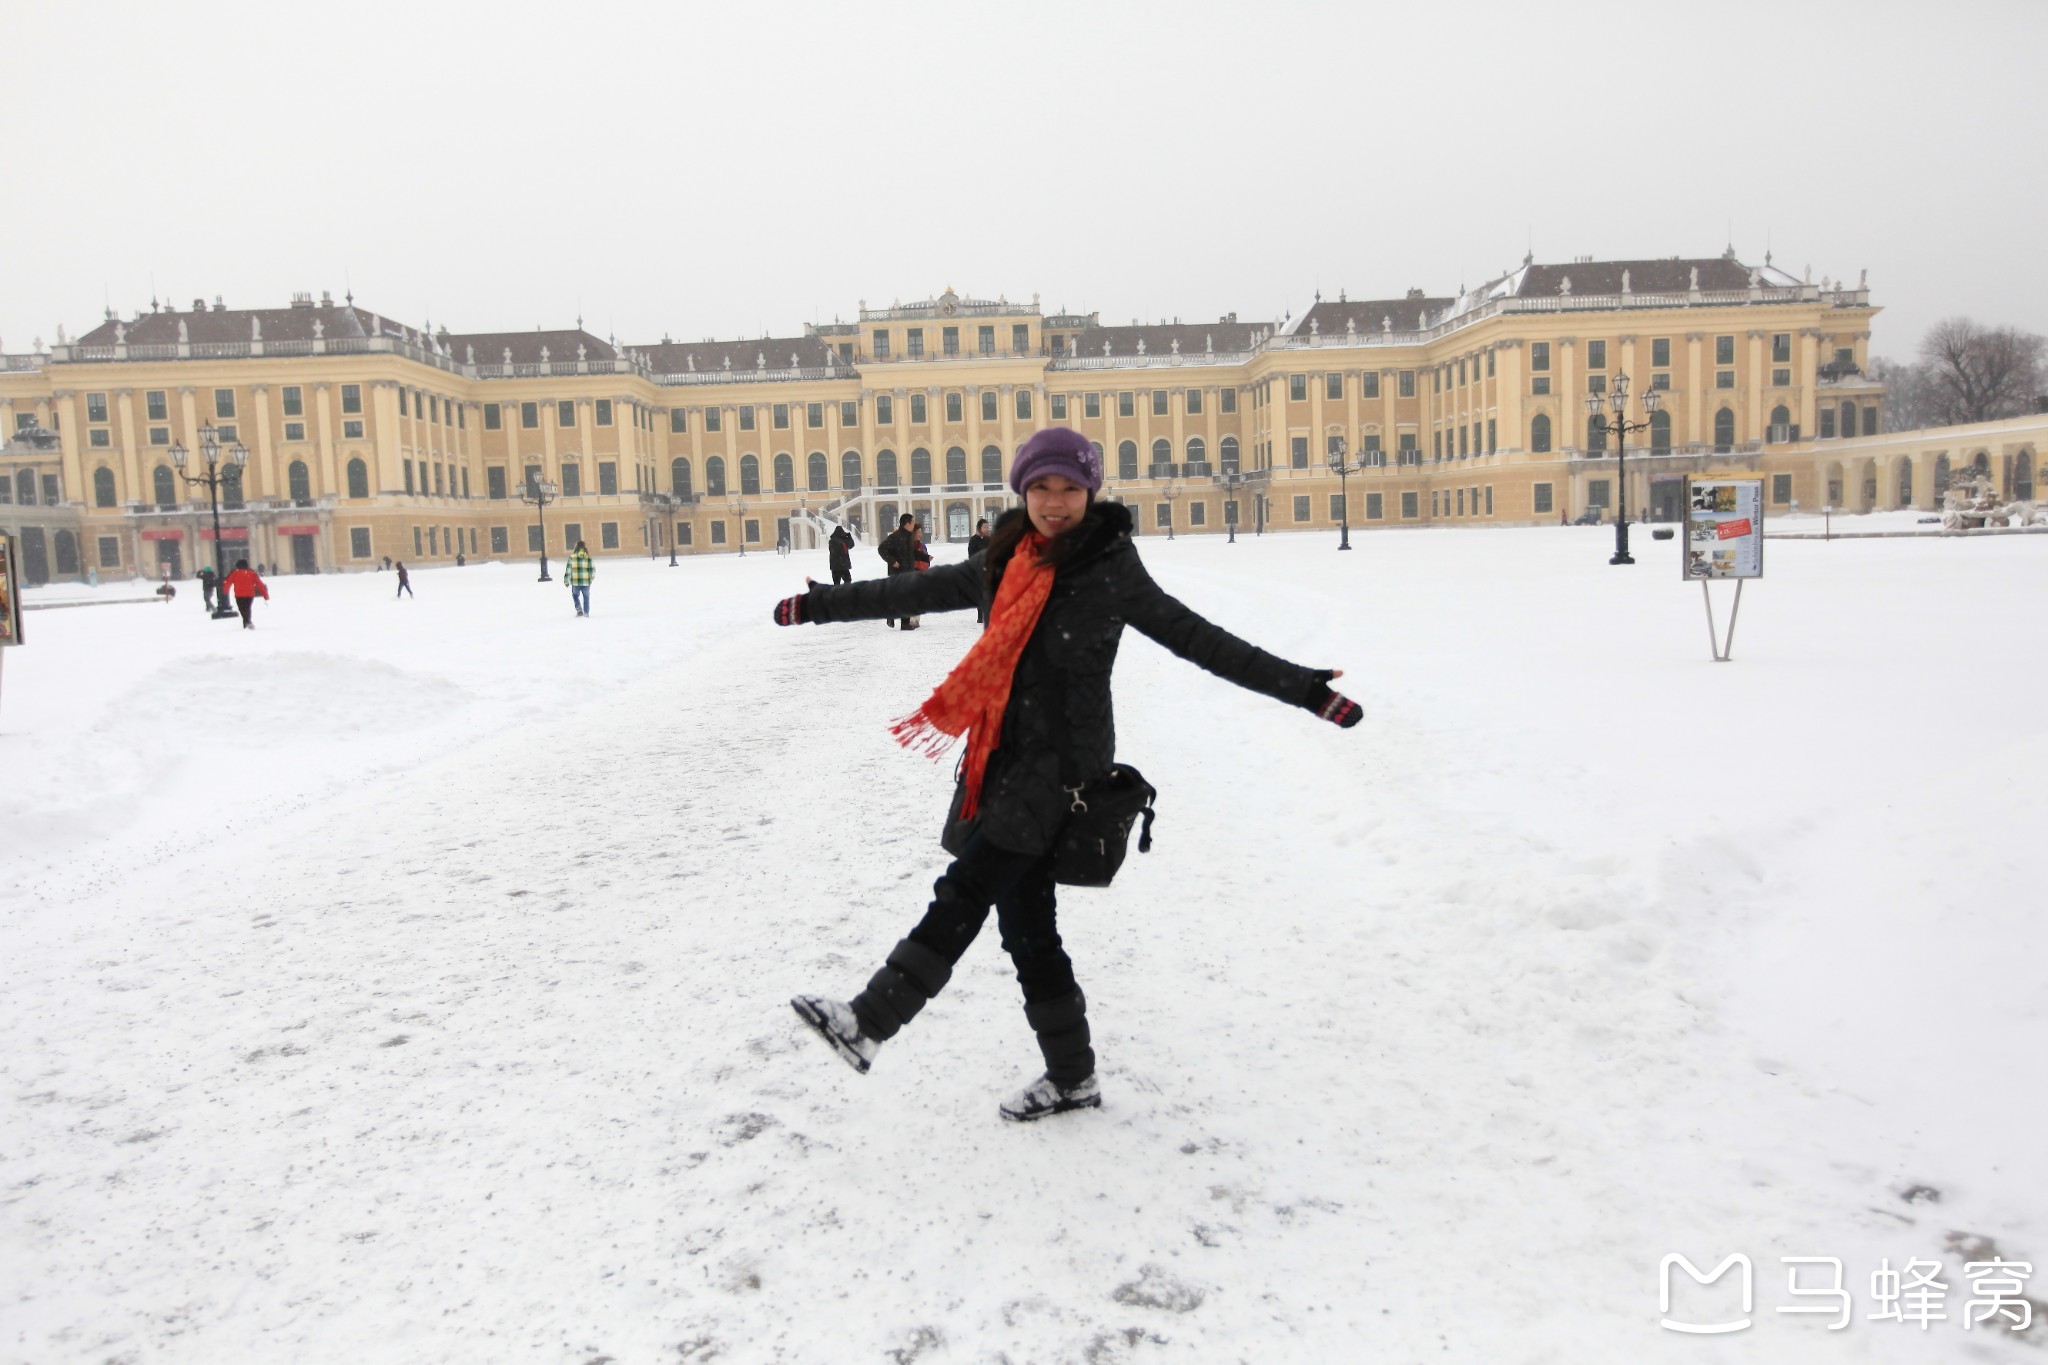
[2,252,2035,585]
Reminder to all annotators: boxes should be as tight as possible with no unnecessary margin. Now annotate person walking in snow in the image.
[565,540,595,617]
[771,427,1363,1122]
[828,524,855,586]
[878,513,918,629]
[395,561,414,599]
[222,558,269,630]
[198,564,219,613]
[966,518,992,625]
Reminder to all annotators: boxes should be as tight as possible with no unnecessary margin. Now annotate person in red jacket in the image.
[221,559,269,629]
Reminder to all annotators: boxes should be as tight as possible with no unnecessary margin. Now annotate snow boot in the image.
[848,938,952,1041]
[790,996,880,1074]
[1000,989,1100,1121]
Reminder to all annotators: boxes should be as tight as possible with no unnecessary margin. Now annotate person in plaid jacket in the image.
[565,541,595,616]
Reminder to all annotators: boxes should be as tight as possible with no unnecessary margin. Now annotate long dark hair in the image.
[984,498,1096,594]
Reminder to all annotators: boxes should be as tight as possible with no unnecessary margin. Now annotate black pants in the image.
[906,830,1076,1004]
[397,581,413,598]
[831,567,852,585]
[202,586,216,612]
[234,595,254,626]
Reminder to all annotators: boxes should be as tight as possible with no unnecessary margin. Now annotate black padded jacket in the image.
[801,500,1324,853]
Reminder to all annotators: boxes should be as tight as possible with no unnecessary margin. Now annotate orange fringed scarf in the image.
[889,530,1056,818]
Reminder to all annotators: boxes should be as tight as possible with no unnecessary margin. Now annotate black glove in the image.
[1305,670,1363,729]
[772,592,809,626]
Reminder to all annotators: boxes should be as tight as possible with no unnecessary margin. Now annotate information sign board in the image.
[0,534,21,646]
[1682,478,1765,580]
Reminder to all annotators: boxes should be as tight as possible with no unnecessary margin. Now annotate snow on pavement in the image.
[2,529,2043,1363]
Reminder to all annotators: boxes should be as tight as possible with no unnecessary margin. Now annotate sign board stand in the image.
[1682,477,1764,663]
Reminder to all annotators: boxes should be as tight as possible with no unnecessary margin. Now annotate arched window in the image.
[1186,436,1207,469]
[1971,451,1990,477]
[911,447,932,486]
[1769,405,1792,441]
[2014,450,2035,501]
[1117,440,1138,481]
[705,455,727,497]
[1649,409,1672,454]
[740,454,761,494]
[93,467,117,508]
[980,445,1002,485]
[1896,458,1914,507]
[1530,414,1552,454]
[876,449,899,488]
[1586,414,1607,454]
[1221,435,1240,474]
[807,452,828,491]
[841,450,862,490]
[671,457,693,499]
[1151,437,1171,473]
[946,446,967,485]
[1713,409,1735,452]
[1933,454,1951,502]
[288,460,311,503]
[15,470,34,504]
[222,463,246,509]
[347,457,370,498]
[154,465,177,508]
[772,453,794,493]
[1840,401,1857,441]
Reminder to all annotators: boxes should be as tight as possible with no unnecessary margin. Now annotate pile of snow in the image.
[3,528,2042,1362]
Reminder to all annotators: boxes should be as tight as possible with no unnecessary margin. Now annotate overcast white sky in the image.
[5,0,2043,359]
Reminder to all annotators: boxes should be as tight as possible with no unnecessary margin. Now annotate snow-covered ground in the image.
[3,526,2042,1363]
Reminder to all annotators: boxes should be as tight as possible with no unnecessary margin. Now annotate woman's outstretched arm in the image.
[775,559,982,625]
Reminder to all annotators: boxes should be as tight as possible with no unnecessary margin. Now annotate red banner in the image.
[200,528,251,540]
[277,525,320,536]
[140,530,184,541]
[1717,518,1753,540]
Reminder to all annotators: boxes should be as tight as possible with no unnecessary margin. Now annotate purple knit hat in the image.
[1008,426,1102,495]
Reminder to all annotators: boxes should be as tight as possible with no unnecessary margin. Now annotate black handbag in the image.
[1049,764,1158,888]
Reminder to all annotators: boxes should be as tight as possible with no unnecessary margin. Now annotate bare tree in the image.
[1867,355,1937,432]
[1917,317,2046,425]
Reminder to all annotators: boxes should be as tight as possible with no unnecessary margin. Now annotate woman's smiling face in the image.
[1025,475,1090,539]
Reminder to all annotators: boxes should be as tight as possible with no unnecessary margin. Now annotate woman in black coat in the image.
[772,427,1362,1121]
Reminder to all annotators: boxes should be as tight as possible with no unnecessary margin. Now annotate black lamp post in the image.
[1585,373,1660,566]
[169,423,248,618]
[1221,471,1241,543]
[728,495,748,557]
[521,473,559,581]
[1161,480,1180,540]
[1326,438,1366,550]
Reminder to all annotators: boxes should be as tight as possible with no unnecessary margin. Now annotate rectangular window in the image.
[1587,340,1606,370]
[601,521,619,549]
[1399,371,1416,398]
[906,328,925,358]
[1588,374,1606,394]
[520,401,539,428]
[1651,338,1671,368]
[97,534,122,568]
[87,392,108,422]
[1290,435,1309,468]
[1401,491,1419,519]
[808,403,824,429]
[1716,335,1735,365]
[1289,375,1307,402]
[210,388,235,419]
[1365,493,1383,519]
[413,526,423,555]
[1152,390,1168,416]
[521,523,541,552]
[348,526,372,558]
[1456,489,1465,515]
[946,393,962,423]
[1773,334,1792,363]
[1819,408,1836,439]
[1086,392,1102,418]
[598,462,618,494]
[1716,371,1736,389]
[457,403,466,430]
[1186,389,1202,415]
[1015,390,1032,421]
[484,403,502,430]
[705,407,723,432]
[678,522,693,546]
[669,408,686,433]
[562,523,582,549]
[1650,373,1671,390]
[1864,406,1880,436]
[1530,342,1550,373]
[560,464,582,496]
[910,394,927,424]
[772,403,789,429]
[1221,387,1238,413]
[1772,368,1792,387]
[942,326,960,357]
[1329,493,1346,521]
[739,405,755,431]
[1050,394,1068,420]
[1533,482,1554,514]
[490,526,508,553]
[872,329,891,359]
[596,399,613,426]
[341,384,363,415]
[146,390,168,421]
[215,425,237,444]
[1189,501,1206,527]
[744,518,760,544]
[1485,486,1494,515]
[1434,432,1442,461]
[89,428,111,448]
[1772,473,1793,504]
[1587,478,1611,508]
[710,520,727,545]
[1012,324,1029,352]
[487,467,507,499]
[557,400,575,428]
[1155,502,1173,529]
[1118,392,1134,418]
[840,401,857,427]
[980,390,998,422]
[1532,376,1551,396]
[1292,495,1311,522]
[876,395,893,425]
[343,420,364,439]
[1487,350,1497,378]
[278,385,302,417]
[284,421,305,442]
[978,325,995,355]
[1487,418,1496,451]
[1353,371,1376,399]
[149,426,169,445]
[398,389,409,417]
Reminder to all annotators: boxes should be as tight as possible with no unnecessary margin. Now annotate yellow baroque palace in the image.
[2,253,2040,584]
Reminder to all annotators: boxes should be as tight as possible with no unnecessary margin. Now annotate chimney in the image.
[214,295,225,311]
[193,298,206,312]
[291,291,314,308]
[321,290,333,307]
